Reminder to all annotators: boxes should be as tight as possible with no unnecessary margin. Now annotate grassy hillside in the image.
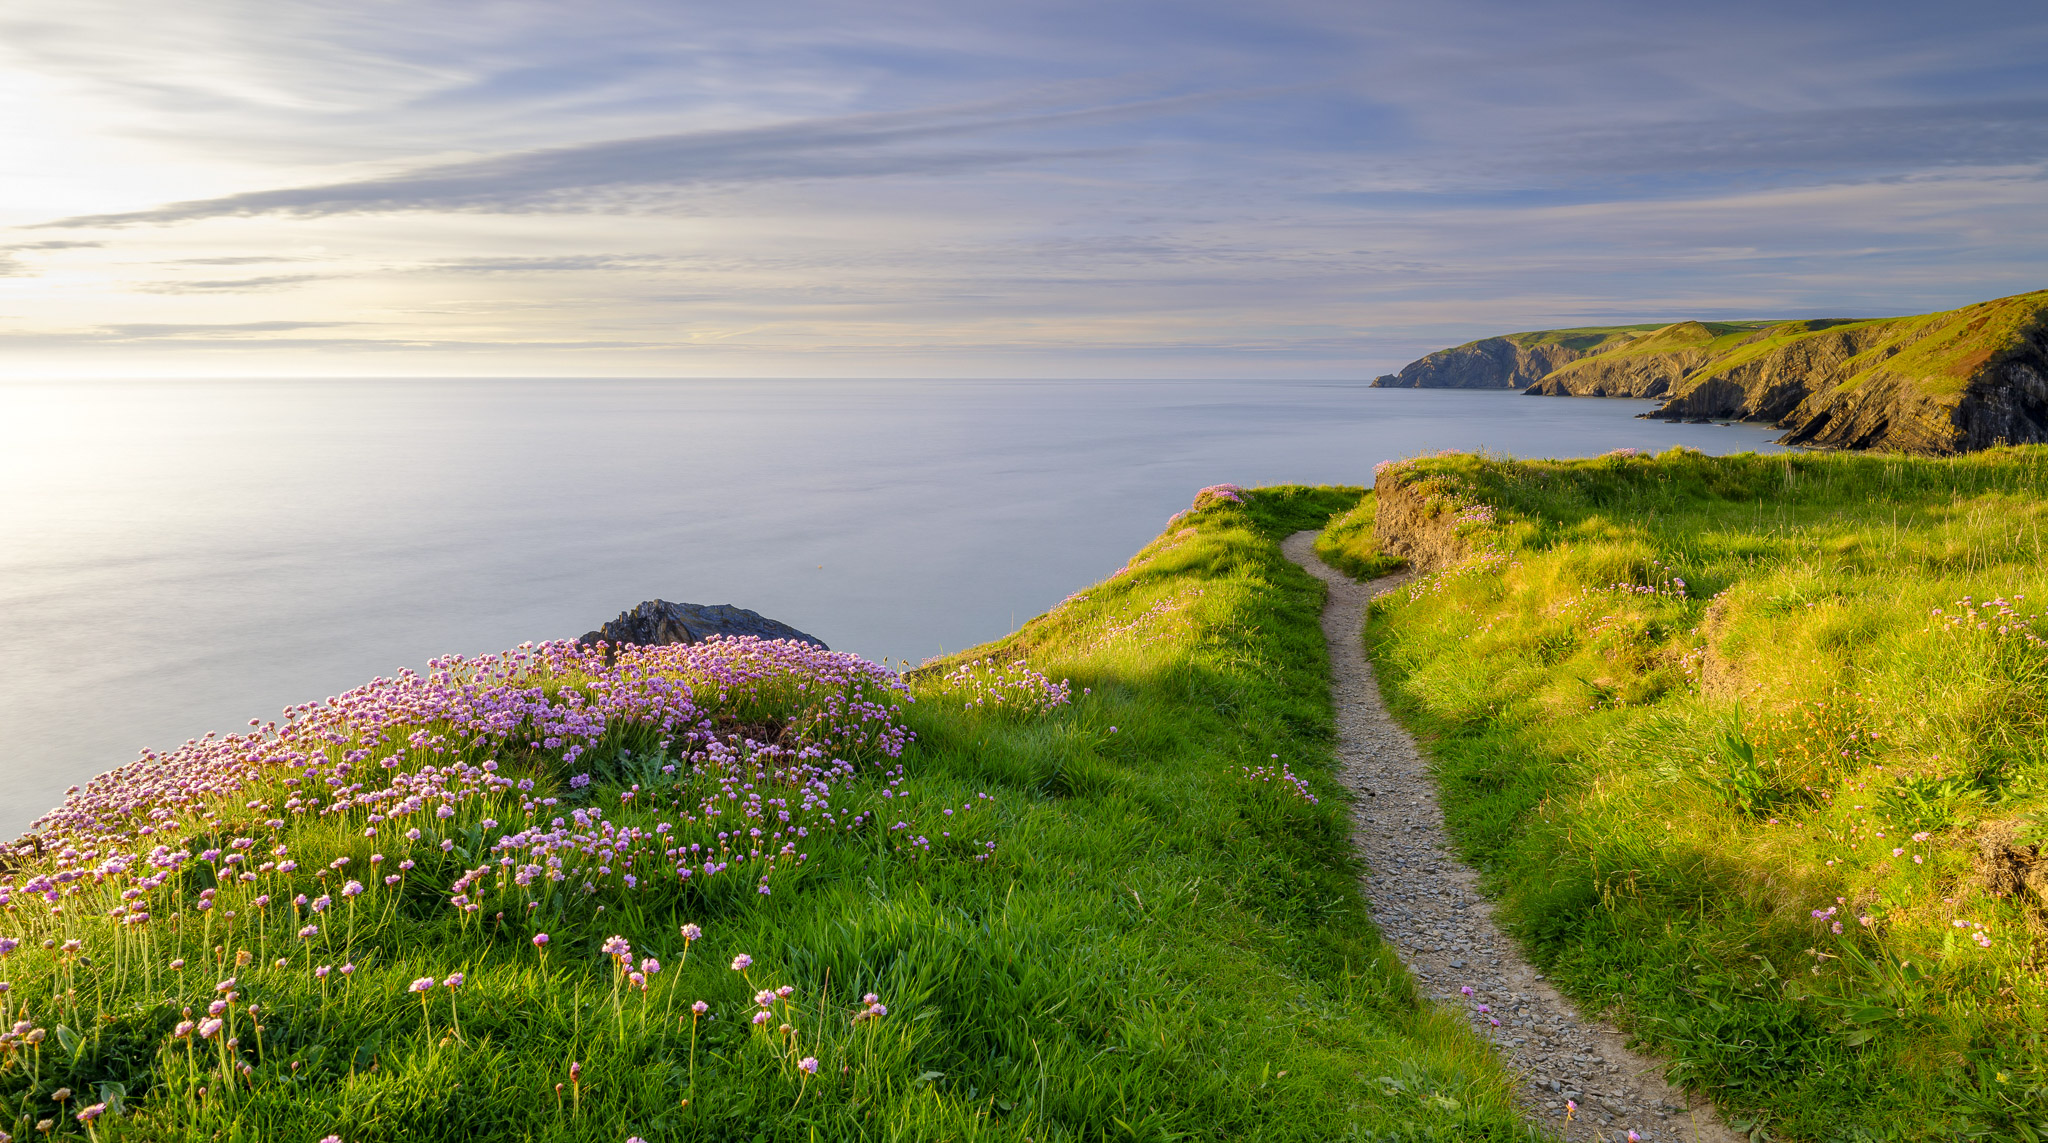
[1495,325,1669,354]
[1528,291,2048,452]
[0,485,1542,1142]
[1424,321,1779,363]
[1364,447,2048,1141]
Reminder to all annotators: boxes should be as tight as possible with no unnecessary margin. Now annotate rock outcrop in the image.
[1373,337,1586,390]
[579,600,827,650]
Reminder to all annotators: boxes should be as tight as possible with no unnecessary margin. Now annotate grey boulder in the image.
[578,600,827,650]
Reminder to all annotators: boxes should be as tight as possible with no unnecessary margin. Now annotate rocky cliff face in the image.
[1513,293,2048,454]
[1376,291,2048,454]
[1522,322,1723,399]
[1650,295,2048,453]
[1373,337,1584,389]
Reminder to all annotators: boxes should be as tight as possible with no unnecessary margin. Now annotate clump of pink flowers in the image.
[1240,756,1318,804]
[2,635,935,923]
[933,658,1072,717]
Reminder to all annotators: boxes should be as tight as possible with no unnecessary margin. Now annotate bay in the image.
[0,378,1783,837]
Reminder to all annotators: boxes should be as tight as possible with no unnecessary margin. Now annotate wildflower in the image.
[1459,985,1473,996]
[602,935,632,960]
[681,923,702,941]
[798,1056,818,1074]
[342,881,364,897]
[198,1018,224,1039]
[409,977,435,994]
[320,1137,342,1143]
[862,992,879,1005]
[752,1011,772,1026]
[77,1102,106,1124]
[1629,1133,1642,1142]
[51,1090,70,1103]
[216,977,237,992]
[641,957,661,976]
[173,1020,195,1038]
[1565,1098,1577,1121]
[315,965,331,979]
[170,958,186,971]
[691,1000,709,1015]
[340,963,355,975]
[533,933,550,949]
[299,925,319,938]
[731,953,753,971]
[444,973,464,989]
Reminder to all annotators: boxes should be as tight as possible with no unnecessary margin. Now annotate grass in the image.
[1362,446,2048,1141]
[1313,493,1404,581]
[0,485,1542,1142]
[1537,289,2048,407]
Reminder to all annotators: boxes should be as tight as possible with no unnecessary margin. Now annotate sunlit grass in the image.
[0,484,1541,1142]
[1366,446,2048,1141]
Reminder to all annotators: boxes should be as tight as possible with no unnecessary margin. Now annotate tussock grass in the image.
[0,485,1541,1142]
[1366,446,2048,1141]
[1313,493,1403,581]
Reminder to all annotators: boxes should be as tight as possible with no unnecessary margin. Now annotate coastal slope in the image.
[1536,291,2048,452]
[1370,325,1667,389]
[1381,289,2048,454]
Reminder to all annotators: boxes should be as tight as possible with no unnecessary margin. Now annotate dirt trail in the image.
[1284,532,1742,1143]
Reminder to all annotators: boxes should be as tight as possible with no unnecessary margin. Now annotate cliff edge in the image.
[1370,325,1663,389]
[1531,291,2048,453]
[1376,289,2048,454]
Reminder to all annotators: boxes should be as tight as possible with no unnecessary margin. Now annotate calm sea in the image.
[0,379,1785,836]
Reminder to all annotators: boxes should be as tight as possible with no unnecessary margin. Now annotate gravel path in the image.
[1284,532,1741,1143]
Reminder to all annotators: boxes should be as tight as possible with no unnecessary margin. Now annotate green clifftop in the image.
[1369,324,1673,389]
[1380,290,2048,454]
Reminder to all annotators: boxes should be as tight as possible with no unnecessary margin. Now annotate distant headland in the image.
[1372,288,2048,454]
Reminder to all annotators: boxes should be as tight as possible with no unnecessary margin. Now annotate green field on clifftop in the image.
[1365,447,2048,1141]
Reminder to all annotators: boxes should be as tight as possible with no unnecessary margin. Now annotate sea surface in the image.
[0,378,1785,837]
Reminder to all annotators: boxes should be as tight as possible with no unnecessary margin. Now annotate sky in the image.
[2,0,2045,378]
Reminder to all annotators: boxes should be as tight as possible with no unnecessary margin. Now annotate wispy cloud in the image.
[424,254,676,273]
[2,0,2046,375]
[168,254,320,265]
[97,320,358,339]
[36,95,1194,229]
[135,274,328,294]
